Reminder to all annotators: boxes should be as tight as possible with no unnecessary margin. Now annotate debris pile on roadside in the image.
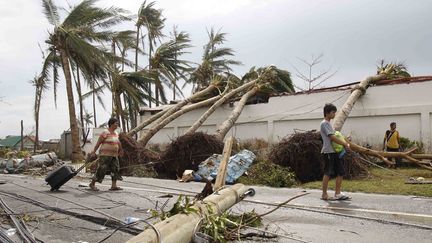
[269,130,369,182]
[0,152,61,175]
[118,133,161,176]
[159,132,224,179]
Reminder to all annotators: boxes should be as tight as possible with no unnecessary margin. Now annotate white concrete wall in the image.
[139,81,432,152]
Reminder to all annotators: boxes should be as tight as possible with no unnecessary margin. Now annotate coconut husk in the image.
[160,132,224,179]
[118,133,160,176]
[269,130,368,183]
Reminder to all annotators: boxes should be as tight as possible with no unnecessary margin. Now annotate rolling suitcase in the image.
[45,161,91,191]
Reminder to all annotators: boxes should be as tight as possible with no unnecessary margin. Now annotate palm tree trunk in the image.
[122,93,128,131]
[60,48,83,162]
[185,80,258,135]
[148,37,154,108]
[215,86,259,141]
[135,26,139,72]
[139,93,224,145]
[76,68,86,144]
[127,108,169,137]
[129,84,219,136]
[92,81,97,127]
[34,85,41,152]
[333,74,386,131]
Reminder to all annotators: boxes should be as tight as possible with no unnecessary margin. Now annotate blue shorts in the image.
[323,153,345,177]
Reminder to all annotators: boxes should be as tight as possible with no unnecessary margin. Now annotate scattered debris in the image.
[196,149,256,184]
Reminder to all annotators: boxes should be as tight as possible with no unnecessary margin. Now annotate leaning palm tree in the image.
[137,77,229,145]
[41,0,127,162]
[31,75,49,152]
[215,66,295,140]
[189,28,242,93]
[333,61,411,131]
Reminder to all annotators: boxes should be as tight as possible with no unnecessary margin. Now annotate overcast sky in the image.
[0,0,431,140]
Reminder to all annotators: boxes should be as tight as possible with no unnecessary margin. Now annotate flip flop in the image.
[109,187,123,191]
[321,196,336,201]
[335,195,351,200]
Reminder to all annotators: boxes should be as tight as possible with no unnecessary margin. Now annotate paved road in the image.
[0,173,431,243]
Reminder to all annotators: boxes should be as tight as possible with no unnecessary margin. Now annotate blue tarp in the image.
[196,149,256,184]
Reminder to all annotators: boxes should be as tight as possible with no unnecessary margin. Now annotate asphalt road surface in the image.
[0,173,431,243]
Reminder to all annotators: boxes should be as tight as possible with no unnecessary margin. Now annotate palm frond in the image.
[41,0,60,26]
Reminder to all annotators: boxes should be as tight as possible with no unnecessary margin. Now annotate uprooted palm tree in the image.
[188,28,242,93]
[158,66,294,178]
[333,61,411,131]
[136,75,230,145]
[127,73,229,138]
[41,0,127,161]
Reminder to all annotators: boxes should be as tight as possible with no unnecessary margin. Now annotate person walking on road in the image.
[320,103,351,201]
[89,117,124,191]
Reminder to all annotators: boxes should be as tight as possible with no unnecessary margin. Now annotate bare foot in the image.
[89,184,99,191]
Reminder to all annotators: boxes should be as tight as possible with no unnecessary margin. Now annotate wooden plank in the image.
[214,136,234,191]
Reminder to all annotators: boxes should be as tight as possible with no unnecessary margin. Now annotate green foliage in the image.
[0,149,31,159]
[399,137,424,153]
[150,195,197,220]
[200,206,262,242]
[238,160,296,187]
[0,148,11,158]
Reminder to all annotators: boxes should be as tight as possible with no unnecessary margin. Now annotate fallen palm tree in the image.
[333,62,410,131]
[160,66,295,177]
[128,76,227,138]
[138,86,228,145]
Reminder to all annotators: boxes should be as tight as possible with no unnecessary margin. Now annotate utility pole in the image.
[20,120,24,151]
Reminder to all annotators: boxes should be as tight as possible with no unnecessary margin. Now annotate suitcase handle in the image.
[74,158,99,175]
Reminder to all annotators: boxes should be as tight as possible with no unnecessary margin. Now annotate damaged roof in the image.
[0,136,21,147]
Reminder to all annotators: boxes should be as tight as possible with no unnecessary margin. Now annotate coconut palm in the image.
[215,66,294,140]
[135,0,165,108]
[41,0,127,161]
[150,30,192,106]
[333,61,410,131]
[31,75,49,152]
[189,28,241,93]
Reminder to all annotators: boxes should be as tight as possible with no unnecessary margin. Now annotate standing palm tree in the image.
[31,75,49,152]
[41,0,127,161]
[135,0,165,108]
[189,28,241,93]
[150,31,191,105]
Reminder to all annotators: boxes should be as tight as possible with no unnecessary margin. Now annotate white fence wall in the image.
[139,81,432,152]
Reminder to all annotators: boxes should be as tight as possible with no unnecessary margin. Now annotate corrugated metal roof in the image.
[0,136,21,147]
